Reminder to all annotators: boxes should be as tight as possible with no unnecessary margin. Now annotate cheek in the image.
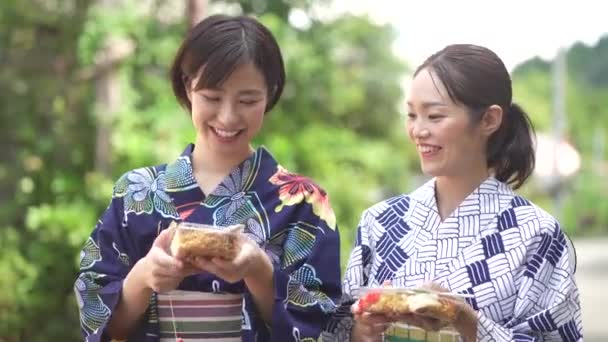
[248,105,266,125]
[190,106,205,124]
[438,121,466,143]
[405,122,414,140]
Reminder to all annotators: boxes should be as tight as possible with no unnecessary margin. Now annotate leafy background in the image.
[0,0,606,340]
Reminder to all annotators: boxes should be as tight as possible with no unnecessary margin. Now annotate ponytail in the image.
[487,102,536,189]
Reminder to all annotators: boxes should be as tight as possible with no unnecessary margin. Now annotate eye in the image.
[407,113,417,120]
[202,95,220,102]
[428,114,444,120]
[240,99,260,105]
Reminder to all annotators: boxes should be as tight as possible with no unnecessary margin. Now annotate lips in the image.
[209,126,243,141]
[417,144,441,153]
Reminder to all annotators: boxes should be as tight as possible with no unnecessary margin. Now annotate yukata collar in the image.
[409,176,513,209]
[163,143,277,202]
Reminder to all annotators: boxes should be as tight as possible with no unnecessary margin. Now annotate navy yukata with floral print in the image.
[75,144,341,341]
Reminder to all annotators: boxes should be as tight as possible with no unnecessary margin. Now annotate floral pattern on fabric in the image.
[270,166,336,230]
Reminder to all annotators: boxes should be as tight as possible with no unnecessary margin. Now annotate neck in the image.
[435,167,490,221]
[191,138,254,175]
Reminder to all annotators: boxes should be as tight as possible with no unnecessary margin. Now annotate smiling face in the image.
[406,68,490,179]
[187,62,268,157]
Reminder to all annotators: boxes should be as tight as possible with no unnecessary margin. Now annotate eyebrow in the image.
[406,101,447,109]
[198,88,265,96]
[238,89,265,96]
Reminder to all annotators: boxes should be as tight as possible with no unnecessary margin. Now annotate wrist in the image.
[127,258,153,292]
[244,249,273,284]
[350,322,362,342]
[454,304,477,342]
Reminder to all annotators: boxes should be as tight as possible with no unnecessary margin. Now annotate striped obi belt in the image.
[384,323,460,342]
[157,290,243,342]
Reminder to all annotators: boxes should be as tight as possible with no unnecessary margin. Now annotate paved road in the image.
[573,238,608,341]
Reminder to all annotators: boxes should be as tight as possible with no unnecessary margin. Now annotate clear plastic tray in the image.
[353,286,470,322]
[359,286,473,299]
[169,221,244,260]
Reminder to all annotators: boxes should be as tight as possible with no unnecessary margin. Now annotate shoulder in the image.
[500,195,578,273]
[112,164,168,198]
[258,147,330,196]
[360,194,411,226]
[109,163,182,219]
[268,164,336,230]
[496,195,573,267]
[268,165,329,194]
[496,193,561,235]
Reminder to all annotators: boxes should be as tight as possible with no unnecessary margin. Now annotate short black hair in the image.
[170,15,285,113]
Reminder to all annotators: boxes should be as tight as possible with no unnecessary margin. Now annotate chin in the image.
[420,163,439,177]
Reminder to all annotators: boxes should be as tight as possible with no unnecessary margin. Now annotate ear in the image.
[182,75,192,102]
[481,105,503,137]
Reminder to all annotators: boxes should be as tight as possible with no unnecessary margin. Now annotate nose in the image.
[217,101,239,126]
[416,128,430,138]
[408,120,430,139]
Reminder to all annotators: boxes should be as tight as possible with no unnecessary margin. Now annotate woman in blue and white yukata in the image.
[323,44,583,342]
[74,15,341,342]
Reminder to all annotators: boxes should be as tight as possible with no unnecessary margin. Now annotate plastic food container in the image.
[352,286,472,323]
[169,221,244,260]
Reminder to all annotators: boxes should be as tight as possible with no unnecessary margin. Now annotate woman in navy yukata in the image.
[74,15,341,342]
[323,44,583,342]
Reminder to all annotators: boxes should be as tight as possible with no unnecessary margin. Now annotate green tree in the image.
[0,1,409,340]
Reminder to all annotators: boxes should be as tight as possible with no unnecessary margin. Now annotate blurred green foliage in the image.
[0,0,410,340]
[512,38,608,235]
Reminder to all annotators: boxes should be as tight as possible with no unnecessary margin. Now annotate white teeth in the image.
[212,127,239,138]
[417,145,440,153]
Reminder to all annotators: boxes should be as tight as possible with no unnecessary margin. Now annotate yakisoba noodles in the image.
[169,221,244,260]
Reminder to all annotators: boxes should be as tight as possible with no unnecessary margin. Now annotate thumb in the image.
[422,282,446,292]
[153,224,176,250]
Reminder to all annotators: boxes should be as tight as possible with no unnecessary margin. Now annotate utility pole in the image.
[551,48,567,219]
[593,126,605,175]
[187,0,208,29]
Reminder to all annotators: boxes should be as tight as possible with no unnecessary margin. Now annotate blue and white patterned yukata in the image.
[323,177,582,341]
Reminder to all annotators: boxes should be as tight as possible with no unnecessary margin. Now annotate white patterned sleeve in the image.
[475,219,583,342]
[321,211,375,341]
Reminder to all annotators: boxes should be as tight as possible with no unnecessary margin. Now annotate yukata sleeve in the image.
[74,179,136,342]
[321,211,375,342]
[269,208,342,341]
[475,220,583,342]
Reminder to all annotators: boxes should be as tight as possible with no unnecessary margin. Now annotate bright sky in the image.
[328,0,608,71]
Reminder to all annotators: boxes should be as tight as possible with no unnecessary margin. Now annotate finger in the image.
[394,313,424,327]
[229,239,258,264]
[191,256,212,270]
[421,281,447,292]
[210,256,237,269]
[151,277,181,294]
[370,322,390,336]
[181,263,203,277]
[153,225,176,250]
[193,257,224,276]
[403,314,443,331]
[151,248,185,275]
[356,321,388,341]
[358,312,392,325]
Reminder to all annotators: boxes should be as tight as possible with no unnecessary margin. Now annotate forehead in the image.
[406,69,451,107]
[194,62,267,91]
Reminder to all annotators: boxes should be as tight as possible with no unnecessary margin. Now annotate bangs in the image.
[182,39,252,90]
